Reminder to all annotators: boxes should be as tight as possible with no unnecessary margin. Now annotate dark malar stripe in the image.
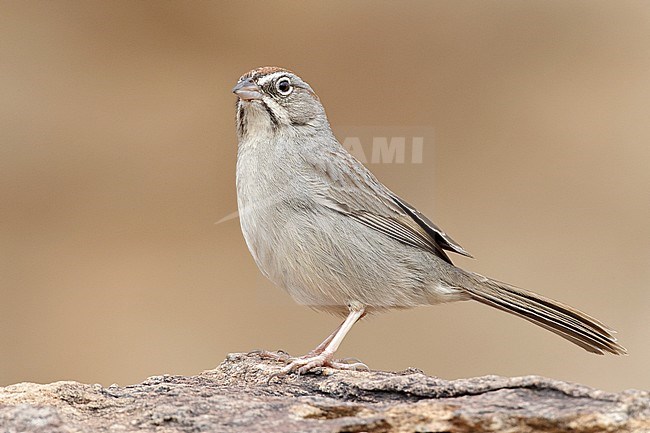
[237,103,246,135]
[261,101,280,129]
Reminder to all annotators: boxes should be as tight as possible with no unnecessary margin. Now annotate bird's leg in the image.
[249,317,346,363]
[306,312,367,365]
[272,306,368,376]
[300,321,344,358]
[250,319,344,362]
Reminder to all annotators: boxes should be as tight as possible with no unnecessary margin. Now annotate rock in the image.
[1,352,648,432]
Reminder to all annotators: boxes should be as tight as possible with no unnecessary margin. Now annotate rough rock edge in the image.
[0,352,648,433]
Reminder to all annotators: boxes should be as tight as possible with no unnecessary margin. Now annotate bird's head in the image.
[233,67,328,138]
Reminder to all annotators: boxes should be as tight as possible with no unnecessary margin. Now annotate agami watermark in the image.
[337,126,433,164]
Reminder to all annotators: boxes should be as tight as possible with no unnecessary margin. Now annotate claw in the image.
[266,369,286,384]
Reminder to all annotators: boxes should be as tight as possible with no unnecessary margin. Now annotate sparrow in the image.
[232,66,626,375]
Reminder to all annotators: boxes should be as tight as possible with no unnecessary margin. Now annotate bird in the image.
[232,66,626,375]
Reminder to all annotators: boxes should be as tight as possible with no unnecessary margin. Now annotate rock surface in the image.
[1,352,648,432]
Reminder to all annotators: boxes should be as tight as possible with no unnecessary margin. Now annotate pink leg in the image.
[303,321,344,357]
[250,320,344,362]
[273,306,368,376]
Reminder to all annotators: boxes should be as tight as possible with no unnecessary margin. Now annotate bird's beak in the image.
[232,78,262,101]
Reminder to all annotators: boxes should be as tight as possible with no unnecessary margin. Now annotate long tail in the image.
[457,271,626,355]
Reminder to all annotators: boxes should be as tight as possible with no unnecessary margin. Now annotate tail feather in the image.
[460,272,626,355]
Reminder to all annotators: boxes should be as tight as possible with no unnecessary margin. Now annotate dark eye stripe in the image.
[264,84,278,96]
[261,79,292,97]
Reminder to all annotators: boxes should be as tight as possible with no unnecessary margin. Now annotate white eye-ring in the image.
[275,77,293,96]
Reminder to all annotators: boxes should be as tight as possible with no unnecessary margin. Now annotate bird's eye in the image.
[275,77,293,96]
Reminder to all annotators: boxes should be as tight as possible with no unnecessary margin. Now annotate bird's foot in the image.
[270,353,369,378]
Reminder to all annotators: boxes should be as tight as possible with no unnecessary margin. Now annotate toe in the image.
[329,360,370,371]
[338,357,364,365]
[251,349,292,362]
[267,352,370,376]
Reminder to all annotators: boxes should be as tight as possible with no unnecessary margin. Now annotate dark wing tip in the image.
[391,194,473,259]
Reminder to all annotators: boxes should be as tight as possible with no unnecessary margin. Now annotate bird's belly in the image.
[241,202,455,313]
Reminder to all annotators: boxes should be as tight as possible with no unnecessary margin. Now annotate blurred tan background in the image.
[1,1,648,392]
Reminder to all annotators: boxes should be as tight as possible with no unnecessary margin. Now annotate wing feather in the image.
[303,147,470,264]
